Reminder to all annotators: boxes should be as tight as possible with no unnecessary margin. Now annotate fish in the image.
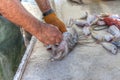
[104,34,114,42]
[79,12,88,19]
[112,41,120,48]
[91,31,103,41]
[50,27,79,61]
[91,28,115,42]
[110,14,120,21]
[50,41,68,61]
[101,42,118,55]
[82,26,91,36]
[87,14,98,25]
[73,19,88,27]
[74,13,98,27]
[108,25,120,39]
[97,20,106,26]
[92,25,108,31]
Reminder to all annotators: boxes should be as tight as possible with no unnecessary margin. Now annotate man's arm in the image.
[35,0,67,32]
[0,0,62,44]
[35,0,51,13]
[0,0,39,33]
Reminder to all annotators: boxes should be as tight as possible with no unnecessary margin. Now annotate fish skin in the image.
[101,42,118,55]
[110,14,120,20]
[87,15,98,25]
[50,41,68,61]
[108,25,120,39]
[50,27,79,61]
[74,19,88,27]
[91,32,103,41]
[91,31,114,42]
[97,20,106,26]
[108,25,120,35]
[74,13,98,27]
[104,35,114,42]
[82,26,91,36]
[79,12,88,19]
[112,41,120,48]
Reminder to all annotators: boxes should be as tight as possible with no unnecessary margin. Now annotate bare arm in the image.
[0,0,41,38]
[35,0,51,13]
[0,0,62,44]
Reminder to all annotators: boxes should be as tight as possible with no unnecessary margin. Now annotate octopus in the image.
[50,26,79,61]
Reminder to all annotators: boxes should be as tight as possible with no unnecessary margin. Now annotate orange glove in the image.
[43,12,67,33]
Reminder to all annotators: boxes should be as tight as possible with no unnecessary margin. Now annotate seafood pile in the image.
[47,13,120,61]
[71,12,120,55]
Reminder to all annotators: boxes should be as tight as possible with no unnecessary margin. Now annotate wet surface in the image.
[21,0,120,80]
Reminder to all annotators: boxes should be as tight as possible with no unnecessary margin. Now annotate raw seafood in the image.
[103,17,120,29]
[82,26,91,36]
[108,25,120,39]
[101,42,118,55]
[112,41,120,48]
[50,27,79,61]
[73,19,88,27]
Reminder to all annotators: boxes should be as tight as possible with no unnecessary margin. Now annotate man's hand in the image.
[38,23,62,45]
[0,0,63,45]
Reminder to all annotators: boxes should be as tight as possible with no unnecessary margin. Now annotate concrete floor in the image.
[21,0,120,80]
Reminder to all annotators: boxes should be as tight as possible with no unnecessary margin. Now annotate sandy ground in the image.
[21,0,120,80]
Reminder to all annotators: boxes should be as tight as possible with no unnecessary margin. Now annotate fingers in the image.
[47,33,62,45]
[56,32,62,43]
[42,26,62,45]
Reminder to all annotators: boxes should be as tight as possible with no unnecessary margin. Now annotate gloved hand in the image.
[43,12,67,33]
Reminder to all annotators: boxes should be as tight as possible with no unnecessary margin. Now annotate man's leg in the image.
[35,0,67,33]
